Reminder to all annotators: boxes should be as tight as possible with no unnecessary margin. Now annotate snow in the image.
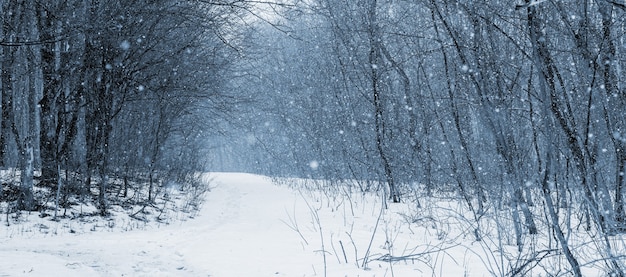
[120,40,131,51]
[0,172,621,276]
[0,173,317,276]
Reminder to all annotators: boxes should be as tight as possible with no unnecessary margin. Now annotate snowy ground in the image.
[0,172,621,276]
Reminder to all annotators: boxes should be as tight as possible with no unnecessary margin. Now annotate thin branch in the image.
[0,37,65,47]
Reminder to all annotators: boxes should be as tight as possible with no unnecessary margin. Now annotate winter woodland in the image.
[1,0,626,276]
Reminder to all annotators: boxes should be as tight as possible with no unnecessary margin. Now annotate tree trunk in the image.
[367,0,399,203]
[597,1,626,228]
[540,158,582,277]
[17,137,35,211]
[526,4,582,275]
[430,0,486,213]
[38,2,62,187]
[616,156,626,225]
[8,0,41,211]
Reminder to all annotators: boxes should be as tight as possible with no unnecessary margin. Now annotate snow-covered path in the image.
[3,172,549,277]
[0,173,317,277]
[176,173,317,276]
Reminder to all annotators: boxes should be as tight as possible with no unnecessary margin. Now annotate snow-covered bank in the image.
[1,172,622,276]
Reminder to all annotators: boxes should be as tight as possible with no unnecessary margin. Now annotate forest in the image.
[1,0,626,276]
[0,0,242,215]
[226,0,626,275]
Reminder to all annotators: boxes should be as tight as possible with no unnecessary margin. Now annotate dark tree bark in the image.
[37,1,61,187]
[367,0,399,203]
[526,4,582,276]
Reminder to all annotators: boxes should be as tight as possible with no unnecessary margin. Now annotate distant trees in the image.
[1,0,242,215]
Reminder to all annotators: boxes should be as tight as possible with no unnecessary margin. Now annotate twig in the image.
[299,190,327,277]
[130,205,148,221]
[280,205,309,245]
[339,240,348,264]
[345,224,360,268]
[361,193,385,269]
[506,249,556,277]
[330,233,341,264]
[372,243,460,262]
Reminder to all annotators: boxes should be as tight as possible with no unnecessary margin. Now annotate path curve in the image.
[0,173,315,277]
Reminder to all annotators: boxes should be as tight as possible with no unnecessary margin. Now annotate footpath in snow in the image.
[0,172,498,276]
[0,173,328,276]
